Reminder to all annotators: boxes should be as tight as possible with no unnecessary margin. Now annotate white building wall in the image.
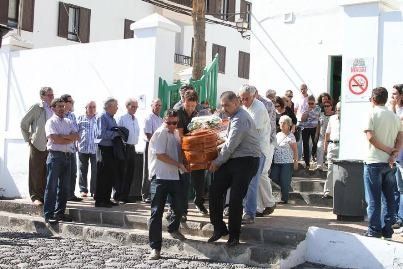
[249,0,343,97]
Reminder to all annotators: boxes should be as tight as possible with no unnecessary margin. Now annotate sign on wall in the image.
[344,57,373,103]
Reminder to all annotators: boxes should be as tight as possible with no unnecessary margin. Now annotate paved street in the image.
[0,227,261,269]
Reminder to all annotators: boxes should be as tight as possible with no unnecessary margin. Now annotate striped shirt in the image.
[77,114,97,154]
[144,112,163,140]
[45,114,78,153]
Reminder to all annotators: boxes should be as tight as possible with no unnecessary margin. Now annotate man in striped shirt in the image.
[77,101,97,197]
[61,94,82,202]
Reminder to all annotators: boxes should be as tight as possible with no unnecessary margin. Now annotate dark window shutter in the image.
[227,0,235,22]
[240,0,247,19]
[57,2,68,38]
[124,18,134,39]
[244,52,250,79]
[238,51,244,78]
[219,46,226,73]
[0,0,9,25]
[21,0,35,32]
[78,7,90,43]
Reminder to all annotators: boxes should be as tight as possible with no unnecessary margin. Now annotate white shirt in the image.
[294,95,308,121]
[326,114,340,142]
[45,114,77,153]
[148,125,181,180]
[244,98,271,157]
[118,113,140,145]
[144,112,163,141]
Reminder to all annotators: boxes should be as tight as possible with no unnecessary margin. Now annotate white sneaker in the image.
[148,249,161,260]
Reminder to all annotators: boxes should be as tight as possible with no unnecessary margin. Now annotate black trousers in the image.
[141,142,151,200]
[209,156,259,238]
[114,144,135,201]
[302,127,317,167]
[149,178,184,250]
[190,169,206,207]
[95,146,117,203]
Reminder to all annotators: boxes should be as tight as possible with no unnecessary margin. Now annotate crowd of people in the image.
[20,82,403,259]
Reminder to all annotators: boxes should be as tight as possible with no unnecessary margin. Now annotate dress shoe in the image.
[108,200,119,206]
[33,200,43,206]
[68,196,83,202]
[45,217,58,224]
[180,214,187,223]
[207,229,229,243]
[55,214,73,222]
[169,230,186,241]
[263,204,276,215]
[118,200,129,205]
[226,236,239,247]
[195,204,209,215]
[95,202,112,208]
[143,197,152,204]
[255,212,264,218]
[148,249,161,260]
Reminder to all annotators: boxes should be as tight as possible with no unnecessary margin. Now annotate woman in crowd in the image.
[389,84,403,229]
[300,95,321,168]
[315,100,334,170]
[270,115,298,204]
[317,92,332,112]
[274,96,297,133]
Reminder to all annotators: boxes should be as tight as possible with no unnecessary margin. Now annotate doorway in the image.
[329,56,342,103]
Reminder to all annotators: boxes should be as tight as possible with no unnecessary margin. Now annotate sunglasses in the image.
[166,121,178,126]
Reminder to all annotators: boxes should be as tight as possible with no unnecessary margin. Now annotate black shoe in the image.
[207,229,229,243]
[362,231,381,238]
[226,236,239,247]
[195,204,209,215]
[45,217,59,224]
[143,197,152,204]
[68,196,83,202]
[118,200,128,205]
[180,214,187,223]
[95,202,112,208]
[55,214,73,222]
[108,200,119,206]
[255,212,264,218]
[263,204,276,215]
[169,230,186,241]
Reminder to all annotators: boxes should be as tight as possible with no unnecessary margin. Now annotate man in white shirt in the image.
[294,83,309,121]
[323,102,341,198]
[148,109,188,260]
[115,98,140,203]
[142,99,163,203]
[239,85,270,224]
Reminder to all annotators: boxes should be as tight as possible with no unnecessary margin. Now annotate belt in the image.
[49,150,73,156]
[328,140,339,144]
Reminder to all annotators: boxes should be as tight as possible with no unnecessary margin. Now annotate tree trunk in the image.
[192,0,206,80]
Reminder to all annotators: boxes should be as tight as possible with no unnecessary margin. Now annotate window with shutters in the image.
[240,0,252,29]
[124,19,135,39]
[0,0,35,31]
[238,51,250,79]
[212,43,226,74]
[58,2,91,43]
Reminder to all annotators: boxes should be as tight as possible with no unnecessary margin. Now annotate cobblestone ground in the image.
[0,227,261,269]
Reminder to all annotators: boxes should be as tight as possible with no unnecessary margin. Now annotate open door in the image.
[329,56,342,104]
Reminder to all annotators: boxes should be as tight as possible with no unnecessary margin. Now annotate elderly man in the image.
[143,99,163,203]
[208,91,260,247]
[43,98,79,224]
[60,94,82,202]
[256,89,277,216]
[363,87,402,239]
[239,85,270,224]
[115,98,140,204]
[148,109,188,260]
[77,101,97,197]
[294,84,309,119]
[21,86,54,206]
[94,98,120,208]
[323,102,341,198]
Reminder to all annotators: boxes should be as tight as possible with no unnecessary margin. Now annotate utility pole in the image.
[191,0,206,80]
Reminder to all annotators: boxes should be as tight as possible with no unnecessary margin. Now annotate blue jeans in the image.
[43,151,72,220]
[243,155,265,217]
[270,163,293,202]
[149,179,184,250]
[363,163,396,237]
[396,162,403,222]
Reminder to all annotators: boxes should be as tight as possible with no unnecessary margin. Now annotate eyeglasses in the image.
[166,121,178,126]
[308,102,315,105]
[324,105,331,108]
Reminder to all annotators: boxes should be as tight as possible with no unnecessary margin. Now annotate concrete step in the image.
[293,168,327,179]
[271,191,332,208]
[0,210,295,268]
[0,200,306,248]
[291,177,326,193]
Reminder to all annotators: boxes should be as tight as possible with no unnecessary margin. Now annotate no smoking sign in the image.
[348,74,368,95]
